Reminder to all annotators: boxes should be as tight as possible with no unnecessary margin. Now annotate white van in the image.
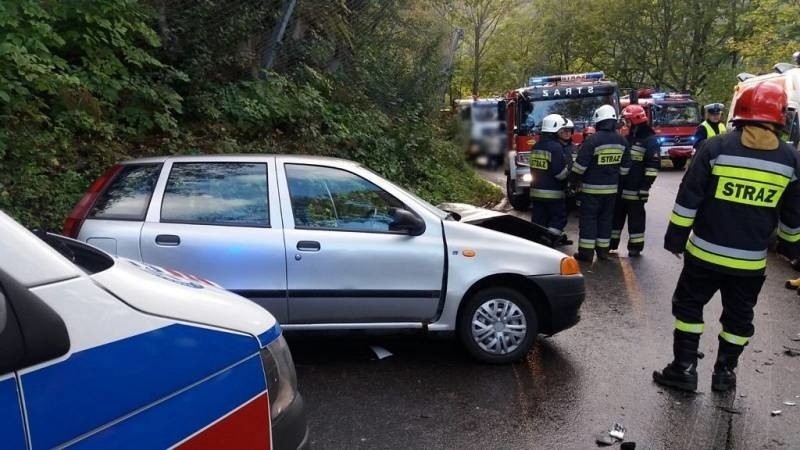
[729,62,800,147]
[0,211,307,449]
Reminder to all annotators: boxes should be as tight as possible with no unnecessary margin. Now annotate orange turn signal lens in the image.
[560,256,581,275]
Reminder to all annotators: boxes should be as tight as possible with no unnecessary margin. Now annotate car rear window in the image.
[160,162,269,227]
[89,164,162,220]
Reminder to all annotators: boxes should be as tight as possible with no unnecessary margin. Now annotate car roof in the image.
[120,154,360,166]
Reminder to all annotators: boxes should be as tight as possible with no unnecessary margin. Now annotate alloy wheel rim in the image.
[471,298,527,355]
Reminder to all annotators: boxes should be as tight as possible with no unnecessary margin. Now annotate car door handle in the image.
[155,234,181,246]
[297,241,321,252]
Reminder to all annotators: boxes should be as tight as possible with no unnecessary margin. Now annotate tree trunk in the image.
[262,0,298,76]
[472,24,481,97]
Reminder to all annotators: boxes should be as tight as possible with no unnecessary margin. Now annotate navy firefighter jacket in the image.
[665,129,800,276]
[620,128,660,200]
[529,134,569,201]
[571,122,632,195]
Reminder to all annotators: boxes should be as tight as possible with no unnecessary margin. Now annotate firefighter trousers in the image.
[577,193,616,257]
[531,199,567,234]
[610,197,646,251]
[671,257,765,349]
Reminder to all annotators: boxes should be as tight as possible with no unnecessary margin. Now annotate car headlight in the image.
[522,173,533,182]
[259,335,298,421]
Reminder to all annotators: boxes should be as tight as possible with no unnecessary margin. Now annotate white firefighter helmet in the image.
[541,114,567,132]
[563,119,575,130]
[593,104,617,123]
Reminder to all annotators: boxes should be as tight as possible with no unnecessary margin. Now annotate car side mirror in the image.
[389,208,426,236]
[0,289,6,335]
[0,269,70,374]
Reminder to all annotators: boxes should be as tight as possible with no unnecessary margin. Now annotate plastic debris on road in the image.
[369,345,393,360]
[609,423,626,440]
[783,401,797,406]
[771,410,782,416]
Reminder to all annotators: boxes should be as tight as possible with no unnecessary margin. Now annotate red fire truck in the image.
[620,89,701,170]
[504,72,620,210]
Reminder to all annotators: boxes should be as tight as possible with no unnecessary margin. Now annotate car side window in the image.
[161,162,269,227]
[89,164,162,220]
[285,164,406,232]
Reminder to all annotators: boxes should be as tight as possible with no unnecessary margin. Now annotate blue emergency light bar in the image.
[527,71,605,86]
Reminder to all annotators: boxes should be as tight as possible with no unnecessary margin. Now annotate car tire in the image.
[458,287,538,364]
[671,157,687,170]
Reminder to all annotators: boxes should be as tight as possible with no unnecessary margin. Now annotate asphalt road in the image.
[289,167,800,449]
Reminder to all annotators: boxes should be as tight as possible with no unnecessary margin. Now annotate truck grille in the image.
[659,135,694,146]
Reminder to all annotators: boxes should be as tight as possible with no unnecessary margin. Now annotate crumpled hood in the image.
[91,258,277,341]
[440,211,567,276]
[438,202,560,247]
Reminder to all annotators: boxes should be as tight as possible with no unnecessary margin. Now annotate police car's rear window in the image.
[89,164,162,221]
[37,232,114,275]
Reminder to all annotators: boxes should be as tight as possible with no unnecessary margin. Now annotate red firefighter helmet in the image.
[621,104,648,125]
[732,81,787,126]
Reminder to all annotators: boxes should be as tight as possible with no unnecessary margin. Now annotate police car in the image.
[0,210,308,449]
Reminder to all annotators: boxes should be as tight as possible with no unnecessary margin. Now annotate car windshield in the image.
[473,104,499,122]
[653,103,701,126]
[521,95,616,132]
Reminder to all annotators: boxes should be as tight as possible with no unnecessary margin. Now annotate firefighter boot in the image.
[653,331,703,392]
[711,340,744,392]
[573,249,593,262]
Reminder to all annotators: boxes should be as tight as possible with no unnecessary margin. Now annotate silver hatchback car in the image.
[64,155,584,363]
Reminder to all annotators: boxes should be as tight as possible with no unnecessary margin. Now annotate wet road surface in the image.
[289,168,800,449]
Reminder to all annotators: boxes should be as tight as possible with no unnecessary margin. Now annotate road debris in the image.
[755,368,764,374]
[783,346,800,357]
[609,423,626,440]
[620,442,636,450]
[764,361,774,366]
[369,345,393,360]
[716,406,742,415]
[771,410,782,416]
[595,433,615,446]
[782,401,797,406]
[596,423,626,446]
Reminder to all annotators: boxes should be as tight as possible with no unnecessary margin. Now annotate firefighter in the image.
[653,81,800,393]
[556,118,576,245]
[530,114,570,239]
[610,105,660,256]
[693,103,727,150]
[570,105,632,262]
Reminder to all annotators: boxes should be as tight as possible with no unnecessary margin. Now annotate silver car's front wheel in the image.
[458,287,538,364]
[471,299,527,355]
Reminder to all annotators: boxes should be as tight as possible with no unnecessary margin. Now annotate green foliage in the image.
[451,0,799,104]
[0,0,500,230]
